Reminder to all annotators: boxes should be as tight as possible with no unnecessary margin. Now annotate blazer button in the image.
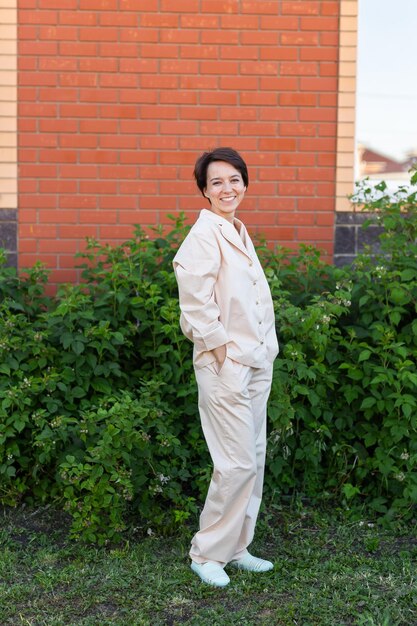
[249,260,253,266]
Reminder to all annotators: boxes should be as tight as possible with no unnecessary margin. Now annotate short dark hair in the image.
[193,147,249,197]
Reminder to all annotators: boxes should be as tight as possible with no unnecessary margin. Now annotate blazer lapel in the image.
[219,221,252,260]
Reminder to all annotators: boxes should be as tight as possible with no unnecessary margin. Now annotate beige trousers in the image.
[190,356,273,566]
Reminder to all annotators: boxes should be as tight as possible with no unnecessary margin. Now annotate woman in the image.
[173,147,279,587]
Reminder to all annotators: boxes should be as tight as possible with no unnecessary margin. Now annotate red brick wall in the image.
[18,0,339,283]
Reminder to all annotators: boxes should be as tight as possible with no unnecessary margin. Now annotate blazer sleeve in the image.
[173,228,229,352]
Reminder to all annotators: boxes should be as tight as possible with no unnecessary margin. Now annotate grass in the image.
[1,505,417,625]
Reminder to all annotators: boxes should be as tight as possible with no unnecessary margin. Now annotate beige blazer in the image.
[173,209,279,369]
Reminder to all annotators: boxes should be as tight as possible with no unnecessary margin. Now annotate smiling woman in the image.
[172,147,279,588]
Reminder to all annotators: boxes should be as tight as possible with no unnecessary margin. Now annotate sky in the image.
[356,0,417,162]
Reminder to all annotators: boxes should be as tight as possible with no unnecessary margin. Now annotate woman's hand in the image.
[212,344,227,368]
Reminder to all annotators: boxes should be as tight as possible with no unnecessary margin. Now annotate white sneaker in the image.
[229,553,274,573]
[191,561,230,587]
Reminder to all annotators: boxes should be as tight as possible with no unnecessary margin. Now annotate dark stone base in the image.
[334,212,383,267]
[0,209,18,268]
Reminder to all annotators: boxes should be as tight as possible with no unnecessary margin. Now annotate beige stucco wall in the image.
[336,0,357,211]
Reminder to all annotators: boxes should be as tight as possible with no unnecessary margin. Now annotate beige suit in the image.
[173,208,278,565]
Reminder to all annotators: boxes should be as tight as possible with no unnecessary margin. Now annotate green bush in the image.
[1,174,417,541]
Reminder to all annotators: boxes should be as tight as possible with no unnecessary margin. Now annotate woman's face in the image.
[204,161,246,222]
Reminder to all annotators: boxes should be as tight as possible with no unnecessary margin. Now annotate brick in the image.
[140,14,178,28]
[39,119,78,133]
[277,213,315,226]
[258,168,297,181]
[142,75,178,89]
[39,149,77,163]
[220,106,257,121]
[100,43,138,57]
[300,77,337,91]
[100,105,137,118]
[119,209,157,223]
[59,225,98,238]
[240,61,278,75]
[79,150,118,163]
[79,119,118,134]
[119,59,158,74]
[102,14,138,27]
[119,89,157,104]
[320,63,338,77]
[19,25,38,40]
[60,11,97,25]
[99,165,137,179]
[20,10,58,24]
[180,15,219,28]
[101,197,136,210]
[201,0,239,12]
[180,106,217,120]
[259,108,297,121]
[99,225,134,239]
[100,74,138,88]
[241,1,279,14]
[19,72,57,87]
[160,59,199,74]
[280,123,317,136]
[159,151,198,165]
[300,47,338,61]
[120,0,158,9]
[299,138,336,152]
[140,137,178,150]
[300,17,339,31]
[240,92,277,106]
[278,183,315,196]
[281,1,320,15]
[181,45,219,59]
[79,0,117,8]
[119,120,158,134]
[202,31,238,44]
[20,254,57,268]
[79,210,117,223]
[219,76,258,90]
[120,151,158,164]
[79,58,118,72]
[80,180,118,193]
[60,73,98,87]
[280,62,317,76]
[78,89,118,103]
[321,2,339,16]
[179,75,218,89]
[240,32,278,45]
[279,153,315,166]
[142,44,179,58]
[19,164,57,178]
[79,27,119,41]
[39,240,78,253]
[298,168,334,181]
[60,165,98,178]
[20,224,58,238]
[141,105,177,119]
[20,41,58,55]
[243,123,277,136]
[60,104,98,117]
[161,0,199,10]
[260,16,298,30]
[160,121,198,135]
[39,180,77,193]
[199,92,238,105]
[18,102,58,117]
[59,42,97,56]
[259,138,296,151]
[40,208,80,221]
[100,136,136,149]
[161,29,199,43]
[281,32,319,46]
[299,108,337,122]
[280,93,316,106]
[119,181,158,195]
[260,48,298,61]
[200,121,238,135]
[260,77,297,91]
[39,26,77,40]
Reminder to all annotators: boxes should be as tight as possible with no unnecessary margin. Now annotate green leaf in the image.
[360,397,376,410]
[358,350,372,362]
